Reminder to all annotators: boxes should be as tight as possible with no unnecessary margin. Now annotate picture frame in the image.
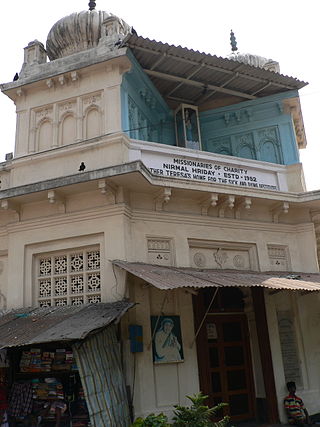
[151,315,184,364]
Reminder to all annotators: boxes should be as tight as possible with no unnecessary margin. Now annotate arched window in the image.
[260,141,279,163]
[238,145,255,160]
[85,107,101,139]
[60,114,76,145]
[38,120,53,151]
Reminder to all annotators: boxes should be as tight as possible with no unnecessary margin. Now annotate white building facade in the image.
[1,4,320,426]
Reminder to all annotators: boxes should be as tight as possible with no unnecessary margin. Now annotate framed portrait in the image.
[151,315,184,364]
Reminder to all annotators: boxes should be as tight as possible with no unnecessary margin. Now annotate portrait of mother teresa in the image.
[153,317,183,363]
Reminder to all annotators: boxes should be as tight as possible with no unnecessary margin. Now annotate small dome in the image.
[231,52,280,73]
[46,9,130,60]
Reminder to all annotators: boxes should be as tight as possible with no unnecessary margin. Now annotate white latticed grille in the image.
[37,248,101,307]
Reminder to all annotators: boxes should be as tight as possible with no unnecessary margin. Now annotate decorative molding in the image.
[208,136,232,156]
[213,248,229,268]
[200,193,218,215]
[217,195,235,218]
[7,204,130,234]
[257,126,279,146]
[83,93,102,106]
[154,188,172,211]
[268,245,290,271]
[46,79,54,89]
[98,15,131,51]
[233,254,245,268]
[293,118,305,148]
[58,75,66,86]
[235,133,255,159]
[283,97,307,149]
[70,71,79,82]
[0,199,20,219]
[59,101,76,114]
[47,190,65,213]
[98,179,116,203]
[189,239,257,271]
[147,237,173,266]
[235,111,241,122]
[235,197,252,219]
[271,202,289,223]
[193,252,206,268]
[277,102,284,114]
[35,107,53,122]
[245,108,253,121]
[147,239,171,251]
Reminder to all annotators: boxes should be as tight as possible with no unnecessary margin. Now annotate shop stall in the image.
[0,301,133,427]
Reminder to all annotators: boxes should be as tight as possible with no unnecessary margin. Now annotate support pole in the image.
[252,287,279,424]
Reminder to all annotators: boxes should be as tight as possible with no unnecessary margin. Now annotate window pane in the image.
[209,347,219,368]
[224,346,244,366]
[211,373,221,393]
[227,370,247,390]
[222,322,242,341]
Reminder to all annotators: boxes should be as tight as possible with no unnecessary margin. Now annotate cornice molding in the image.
[131,209,314,234]
[6,204,132,234]
[1,160,320,209]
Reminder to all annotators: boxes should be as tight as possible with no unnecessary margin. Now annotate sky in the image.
[0,0,319,190]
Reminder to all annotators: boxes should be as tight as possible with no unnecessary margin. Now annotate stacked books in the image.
[19,348,78,372]
[32,377,64,400]
[20,348,54,372]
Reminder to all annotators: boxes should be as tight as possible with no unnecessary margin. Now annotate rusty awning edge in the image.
[0,300,134,349]
[112,260,320,292]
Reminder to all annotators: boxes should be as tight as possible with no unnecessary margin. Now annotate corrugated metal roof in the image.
[0,301,133,349]
[113,261,320,292]
[124,35,307,107]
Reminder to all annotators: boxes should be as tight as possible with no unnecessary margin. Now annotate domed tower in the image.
[46,7,131,61]
[2,1,133,182]
[228,30,280,73]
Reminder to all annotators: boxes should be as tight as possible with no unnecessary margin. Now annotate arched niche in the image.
[238,144,256,160]
[37,119,53,152]
[84,106,101,139]
[218,148,232,156]
[260,140,279,164]
[60,114,76,145]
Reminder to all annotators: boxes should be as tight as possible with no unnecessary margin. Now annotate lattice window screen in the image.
[36,248,101,307]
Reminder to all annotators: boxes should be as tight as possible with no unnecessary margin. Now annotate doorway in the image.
[193,288,255,422]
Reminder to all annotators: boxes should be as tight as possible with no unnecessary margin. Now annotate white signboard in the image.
[142,153,279,191]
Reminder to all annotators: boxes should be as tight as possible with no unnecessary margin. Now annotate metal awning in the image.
[123,35,308,107]
[0,300,134,349]
[113,260,320,292]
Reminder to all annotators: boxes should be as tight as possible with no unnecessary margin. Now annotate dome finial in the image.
[230,29,238,53]
[88,1,96,10]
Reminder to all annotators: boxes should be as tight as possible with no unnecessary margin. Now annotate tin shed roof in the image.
[124,35,307,107]
[113,261,320,292]
[0,301,133,349]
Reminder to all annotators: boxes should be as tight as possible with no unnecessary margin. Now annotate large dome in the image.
[46,9,130,60]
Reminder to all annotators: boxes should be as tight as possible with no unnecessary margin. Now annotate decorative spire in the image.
[88,1,96,10]
[230,30,238,53]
